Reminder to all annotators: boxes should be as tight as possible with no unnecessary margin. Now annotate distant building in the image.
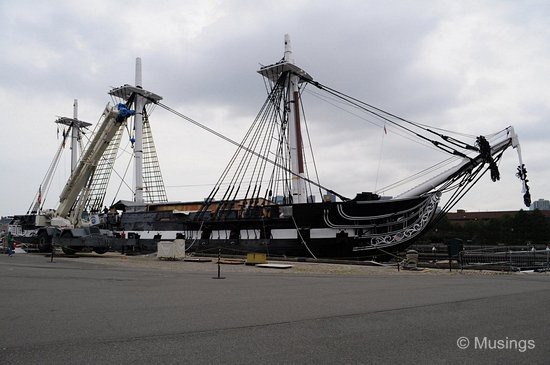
[0,216,12,233]
[446,209,550,226]
[323,192,336,203]
[530,198,550,211]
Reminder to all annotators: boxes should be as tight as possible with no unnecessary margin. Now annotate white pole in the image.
[284,34,294,63]
[71,99,78,172]
[135,57,143,88]
[284,34,307,203]
[134,57,144,203]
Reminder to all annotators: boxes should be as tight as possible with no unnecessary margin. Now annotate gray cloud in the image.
[1,0,548,216]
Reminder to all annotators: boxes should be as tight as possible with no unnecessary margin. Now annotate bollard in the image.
[212,248,226,279]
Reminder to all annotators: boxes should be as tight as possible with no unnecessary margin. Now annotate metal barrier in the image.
[460,247,550,272]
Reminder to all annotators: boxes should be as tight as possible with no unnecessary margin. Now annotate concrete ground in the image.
[0,252,548,364]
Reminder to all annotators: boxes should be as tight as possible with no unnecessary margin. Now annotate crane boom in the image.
[56,103,135,222]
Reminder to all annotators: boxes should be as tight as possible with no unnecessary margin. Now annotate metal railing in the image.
[460,247,550,272]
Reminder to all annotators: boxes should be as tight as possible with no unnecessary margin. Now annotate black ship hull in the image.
[113,193,440,259]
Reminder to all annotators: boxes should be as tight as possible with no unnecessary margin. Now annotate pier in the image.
[1,253,548,363]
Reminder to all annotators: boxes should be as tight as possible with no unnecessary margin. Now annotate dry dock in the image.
[1,253,548,364]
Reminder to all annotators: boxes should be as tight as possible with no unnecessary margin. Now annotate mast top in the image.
[258,34,313,83]
[54,99,91,128]
[55,117,91,129]
[109,85,163,103]
[109,57,162,103]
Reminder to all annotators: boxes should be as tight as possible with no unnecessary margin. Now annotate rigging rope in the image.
[110,149,135,207]
[299,84,323,199]
[303,88,454,155]
[374,125,385,192]
[148,72,519,214]
[301,80,513,199]
[155,101,349,201]
[307,80,478,157]
[291,216,317,260]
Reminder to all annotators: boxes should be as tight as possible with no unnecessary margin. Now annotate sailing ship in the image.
[107,35,531,259]
[9,35,530,259]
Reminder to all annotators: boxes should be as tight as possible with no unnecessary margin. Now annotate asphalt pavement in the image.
[0,253,548,364]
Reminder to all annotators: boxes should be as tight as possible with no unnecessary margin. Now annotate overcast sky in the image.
[1,0,548,217]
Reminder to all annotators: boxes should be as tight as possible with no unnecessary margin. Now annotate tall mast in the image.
[257,35,313,204]
[284,34,307,203]
[134,57,145,203]
[55,100,91,173]
[71,99,78,172]
[109,58,163,204]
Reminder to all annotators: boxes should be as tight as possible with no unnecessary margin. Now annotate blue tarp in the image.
[116,103,135,122]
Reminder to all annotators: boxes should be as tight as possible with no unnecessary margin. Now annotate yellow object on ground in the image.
[246,252,267,265]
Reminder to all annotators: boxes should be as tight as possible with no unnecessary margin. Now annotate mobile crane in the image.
[17,58,165,254]
[34,102,135,254]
